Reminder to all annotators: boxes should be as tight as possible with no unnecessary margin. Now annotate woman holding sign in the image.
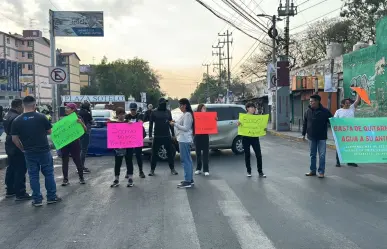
[60,103,87,186]
[170,98,194,188]
[194,104,210,176]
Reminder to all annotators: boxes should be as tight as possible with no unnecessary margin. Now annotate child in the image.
[237,102,266,178]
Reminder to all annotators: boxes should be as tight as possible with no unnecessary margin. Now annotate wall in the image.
[33,40,51,103]
[80,73,89,88]
[69,55,80,95]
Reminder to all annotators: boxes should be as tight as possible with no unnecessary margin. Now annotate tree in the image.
[80,85,98,95]
[341,0,387,43]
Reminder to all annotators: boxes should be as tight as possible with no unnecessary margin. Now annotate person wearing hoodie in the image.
[302,94,333,178]
[148,98,178,176]
[78,101,93,174]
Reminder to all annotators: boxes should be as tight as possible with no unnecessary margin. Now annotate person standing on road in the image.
[194,104,210,176]
[302,94,333,178]
[334,94,361,167]
[125,103,146,179]
[143,104,153,122]
[148,98,178,176]
[237,102,266,178]
[4,99,31,200]
[60,103,87,186]
[78,101,93,174]
[170,98,194,188]
[11,96,61,207]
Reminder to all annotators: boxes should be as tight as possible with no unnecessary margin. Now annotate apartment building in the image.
[57,50,81,97]
[80,64,91,88]
[0,30,51,106]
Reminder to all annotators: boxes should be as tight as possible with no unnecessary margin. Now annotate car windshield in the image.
[92,110,111,118]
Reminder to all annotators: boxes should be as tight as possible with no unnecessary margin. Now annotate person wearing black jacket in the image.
[125,103,146,179]
[78,101,93,174]
[302,94,333,178]
[4,99,31,200]
[148,98,178,176]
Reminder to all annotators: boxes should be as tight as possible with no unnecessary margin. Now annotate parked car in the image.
[142,104,246,161]
[91,109,116,128]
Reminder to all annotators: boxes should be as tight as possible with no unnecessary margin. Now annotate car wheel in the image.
[157,144,177,161]
[232,136,244,155]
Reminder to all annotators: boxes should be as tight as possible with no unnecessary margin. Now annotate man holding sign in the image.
[237,102,267,178]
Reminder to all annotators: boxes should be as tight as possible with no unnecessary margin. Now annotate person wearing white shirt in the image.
[334,94,361,167]
[170,98,194,188]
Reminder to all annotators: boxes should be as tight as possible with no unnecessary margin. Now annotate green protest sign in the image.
[238,114,269,137]
[51,112,85,150]
[330,117,387,163]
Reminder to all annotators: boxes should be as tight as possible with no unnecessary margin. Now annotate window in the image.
[209,107,234,121]
[230,107,246,120]
[22,64,26,69]
[6,48,10,56]
[21,41,25,45]
[28,52,33,59]
[27,41,33,47]
[6,37,10,44]
[27,64,33,70]
[15,40,18,47]
[22,52,25,57]
[8,96,13,100]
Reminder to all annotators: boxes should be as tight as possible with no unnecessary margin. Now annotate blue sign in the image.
[18,64,22,91]
[7,61,11,91]
[12,61,17,91]
[53,11,104,37]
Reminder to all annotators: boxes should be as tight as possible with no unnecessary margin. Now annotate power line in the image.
[48,0,61,10]
[290,7,341,32]
[298,0,328,14]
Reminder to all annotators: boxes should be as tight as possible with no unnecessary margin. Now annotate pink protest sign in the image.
[107,122,144,149]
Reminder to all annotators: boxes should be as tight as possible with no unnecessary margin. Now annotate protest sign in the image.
[238,114,269,137]
[51,112,85,150]
[107,122,143,149]
[194,112,218,134]
[330,117,387,163]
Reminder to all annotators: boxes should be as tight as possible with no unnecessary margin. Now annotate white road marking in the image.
[210,180,276,249]
[163,181,201,249]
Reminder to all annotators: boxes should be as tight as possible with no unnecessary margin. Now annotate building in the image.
[80,64,92,88]
[56,50,81,97]
[0,30,51,106]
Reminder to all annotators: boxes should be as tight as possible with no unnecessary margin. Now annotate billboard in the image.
[53,11,104,37]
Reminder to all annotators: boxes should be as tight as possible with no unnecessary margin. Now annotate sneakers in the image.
[171,169,178,175]
[127,178,134,187]
[318,173,325,178]
[47,197,62,205]
[180,180,195,185]
[336,164,341,167]
[177,181,192,188]
[247,172,252,177]
[79,178,86,184]
[139,171,146,178]
[305,172,316,176]
[32,200,43,207]
[83,168,91,174]
[195,170,201,175]
[61,179,69,186]
[259,173,266,178]
[16,193,32,201]
[347,163,358,167]
[110,179,119,187]
[5,192,16,198]
[204,172,210,176]
[148,170,155,176]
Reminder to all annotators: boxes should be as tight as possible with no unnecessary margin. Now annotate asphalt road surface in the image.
[1,135,387,249]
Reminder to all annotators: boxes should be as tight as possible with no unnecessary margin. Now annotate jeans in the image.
[80,132,90,169]
[5,151,27,197]
[195,135,209,172]
[179,142,193,182]
[24,151,57,202]
[61,139,83,180]
[242,136,263,174]
[309,140,327,174]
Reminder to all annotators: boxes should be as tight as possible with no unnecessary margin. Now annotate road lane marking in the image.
[163,181,201,249]
[209,180,276,249]
[54,164,62,168]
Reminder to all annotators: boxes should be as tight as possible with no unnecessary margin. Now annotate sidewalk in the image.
[266,124,336,150]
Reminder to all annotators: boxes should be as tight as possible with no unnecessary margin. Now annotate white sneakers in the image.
[195,170,210,176]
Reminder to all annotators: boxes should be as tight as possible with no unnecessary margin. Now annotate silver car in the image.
[142,104,246,161]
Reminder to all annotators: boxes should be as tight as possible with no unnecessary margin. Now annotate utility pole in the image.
[218,30,233,103]
[202,63,210,103]
[212,44,224,88]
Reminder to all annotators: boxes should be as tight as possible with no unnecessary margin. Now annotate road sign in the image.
[49,67,68,85]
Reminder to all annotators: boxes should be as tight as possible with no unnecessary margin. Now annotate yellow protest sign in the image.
[238,114,269,137]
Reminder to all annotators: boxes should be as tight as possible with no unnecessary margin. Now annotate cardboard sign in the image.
[238,114,269,137]
[107,122,143,148]
[194,112,218,135]
[51,112,85,150]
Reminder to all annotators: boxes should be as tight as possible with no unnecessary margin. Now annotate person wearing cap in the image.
[78,101,93,174]
[148,98,178,176]
[124,103,146,179]
[60,102,87,186]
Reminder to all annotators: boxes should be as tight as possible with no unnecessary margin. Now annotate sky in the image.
[0,0,343,98]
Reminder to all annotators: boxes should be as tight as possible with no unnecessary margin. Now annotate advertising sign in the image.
[19,76,34,84]
[12,61,17,91]
[6,61,11,91]
[53,11,104,37]
[61,95,126,103]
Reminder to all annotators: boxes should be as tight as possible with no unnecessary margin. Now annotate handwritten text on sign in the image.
[238,114,269,137]
[194,112,218,134]
[330,117,387,163]
[51,112,85,150]
[107,122,144,149]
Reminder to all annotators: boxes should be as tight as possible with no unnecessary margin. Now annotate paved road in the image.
[1,135,387,249]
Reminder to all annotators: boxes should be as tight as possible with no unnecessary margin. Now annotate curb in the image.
[267,130,337,150]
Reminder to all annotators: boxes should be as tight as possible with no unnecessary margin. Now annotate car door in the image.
[207,106,235,147]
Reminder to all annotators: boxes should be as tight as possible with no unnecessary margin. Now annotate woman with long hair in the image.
[170,98,194,188]
[194,103,210,176]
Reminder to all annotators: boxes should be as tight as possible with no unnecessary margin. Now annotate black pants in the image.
[80,132,90,169]
[61,139,83,180]
[195,135,209,172]
[150,137,175,171]
[242,136,263,174]
[5,151,27,197]
[114,147,143,176]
